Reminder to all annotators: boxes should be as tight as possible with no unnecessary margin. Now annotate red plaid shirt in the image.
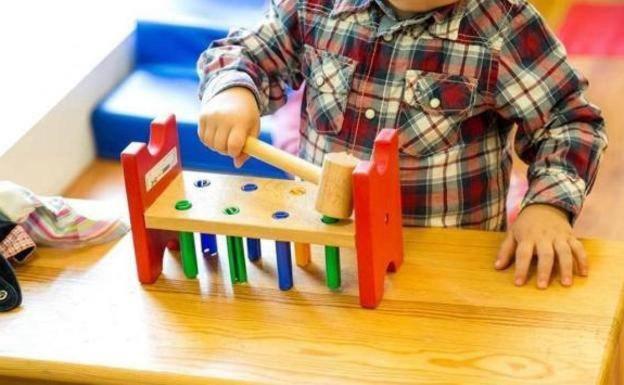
[198,0,607,229]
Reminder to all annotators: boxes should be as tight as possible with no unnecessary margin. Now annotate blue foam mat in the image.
[92,1,282,177]
[92,67,286,178]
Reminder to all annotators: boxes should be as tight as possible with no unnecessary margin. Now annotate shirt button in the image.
[429,98,441,109]
[383,33,393,42]
[365,108,376,120]
[315,75,325,87]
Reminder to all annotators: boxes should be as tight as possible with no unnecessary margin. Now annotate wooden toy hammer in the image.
[243,137,358,219]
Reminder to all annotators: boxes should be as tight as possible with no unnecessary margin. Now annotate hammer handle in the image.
[243,137,322,184]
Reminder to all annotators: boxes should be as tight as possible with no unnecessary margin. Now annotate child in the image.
[196,0,607,289]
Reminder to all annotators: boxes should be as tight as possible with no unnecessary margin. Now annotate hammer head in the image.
[315,152,359,220]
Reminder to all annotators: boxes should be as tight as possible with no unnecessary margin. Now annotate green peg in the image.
[175,200,197,279]
[233,236,247,283]
[226,236,239,283]
[325,246,341,290]
[321,216,340,224]
[322,215,341,290]
[226,236,247,284]
[222,206,247,284]
[179,232,198,279]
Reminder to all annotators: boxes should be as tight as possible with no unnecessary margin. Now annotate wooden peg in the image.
[200,233,217,256]
[226,236,247,284]
[247,238,261,262]
[275,241,293,291]
[325,246,341,290]
[294,243,311,267]
[179,232,198,279]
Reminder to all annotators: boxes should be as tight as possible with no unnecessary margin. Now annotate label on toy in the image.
[145,148,178,191]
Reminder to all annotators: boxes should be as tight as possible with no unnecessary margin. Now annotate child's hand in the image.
[198,87,260,168]
[495,204,588,289]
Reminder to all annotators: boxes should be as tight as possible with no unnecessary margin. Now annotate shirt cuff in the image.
[521,169,587,223]
[201,70,266,113]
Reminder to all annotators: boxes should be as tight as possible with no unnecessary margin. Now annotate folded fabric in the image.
[22,196,129,249]
[0,253,22,312]
[0,181,39,223]
[0,221,36,263]
[0,180,128,249]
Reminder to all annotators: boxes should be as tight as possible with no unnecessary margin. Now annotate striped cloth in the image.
[21,197,129,249]
[0,181,128,250]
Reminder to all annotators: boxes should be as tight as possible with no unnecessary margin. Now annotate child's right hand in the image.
[198,87,260,168]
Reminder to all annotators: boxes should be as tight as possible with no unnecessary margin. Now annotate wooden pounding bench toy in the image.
[121,114,404,308]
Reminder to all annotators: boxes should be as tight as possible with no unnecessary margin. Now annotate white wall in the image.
[0,36,134,195]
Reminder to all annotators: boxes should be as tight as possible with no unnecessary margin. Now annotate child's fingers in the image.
[535,240,554,289]
[233,120,259,168]
[248,115,260,139]
[514,240,534,286]
[554,239,574,286]
[199,115,217,149]
[227,125,248,158]
[213,125,233,155]
[495,232,516,270]
[569,237,589,276]
[234,154,250,169]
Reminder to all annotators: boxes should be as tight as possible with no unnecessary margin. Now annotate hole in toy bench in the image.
[289,186,306,196]
[241,183,258,192]
[272,211,290,220]
[194,179,211,188]
[223,206,240,215]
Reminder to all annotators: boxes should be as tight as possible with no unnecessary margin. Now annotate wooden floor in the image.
[65,0,624,241]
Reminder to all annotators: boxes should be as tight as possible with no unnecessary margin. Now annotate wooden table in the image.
[0,201,623,385]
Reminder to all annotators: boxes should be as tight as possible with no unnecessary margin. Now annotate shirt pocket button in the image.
[365,108,376,120]
[429,97,441,109]
[397,70,477,157]
[303,45,357,135]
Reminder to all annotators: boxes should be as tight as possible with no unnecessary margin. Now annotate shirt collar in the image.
[331,0,466,41]
[331,0,374,16]
[428,1,466,40]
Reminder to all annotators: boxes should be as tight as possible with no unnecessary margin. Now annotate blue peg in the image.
[247,238,262,262]
[275,241,293,291]
[200,233,218,255]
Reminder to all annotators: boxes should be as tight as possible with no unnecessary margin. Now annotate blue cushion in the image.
[135,0,268,68]
[92,66,287,178]
[135,21,227,70]
[92,0,287,178]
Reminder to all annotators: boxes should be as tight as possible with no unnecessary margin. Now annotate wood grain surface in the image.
[144,172,356,247]
[1,200,622,385]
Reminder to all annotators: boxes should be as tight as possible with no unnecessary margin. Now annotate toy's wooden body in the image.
[122,115,404,308]
[145,173,355,247]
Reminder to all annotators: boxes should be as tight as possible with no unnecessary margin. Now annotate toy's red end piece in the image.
[353,129,404,309]
[121,115,182,284]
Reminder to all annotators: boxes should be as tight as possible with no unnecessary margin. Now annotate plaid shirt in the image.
[198,0,607,230]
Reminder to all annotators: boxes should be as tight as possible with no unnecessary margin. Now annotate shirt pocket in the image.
[398,69,477,157]
[303,45,357,134]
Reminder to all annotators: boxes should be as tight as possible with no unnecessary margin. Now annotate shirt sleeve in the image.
[494,2,608,222]
[197,0,304,115]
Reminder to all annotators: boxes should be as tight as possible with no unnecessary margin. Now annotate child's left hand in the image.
[495,204,588,289]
